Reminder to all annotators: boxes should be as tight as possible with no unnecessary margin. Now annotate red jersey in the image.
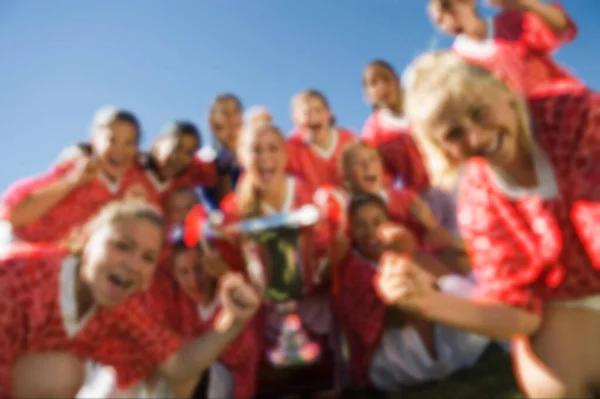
[361,109,410,147]
[286,128,356,194]
[377,134,430,193]
[458,89,600,314]
[333,251,385,387]
[123,155,217,213]
[0,161,125,244]
[148,275,259,399]
[0,245,182,397]
[452,3,583,97]
[219,175,331,286]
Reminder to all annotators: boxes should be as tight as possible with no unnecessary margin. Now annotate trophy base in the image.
[266,313,322,369]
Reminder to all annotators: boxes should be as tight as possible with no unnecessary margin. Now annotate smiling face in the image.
[240,126,287,191]
[293,95,333,137]
[211,98,243,150]
[80,216,163,308]
[91,120,138,179]
[152,133,200,180]
[424,84,520,169]
[351,200,389,262]
[363,64,401,111]
[345,144,385,195]
[171,248,217,303]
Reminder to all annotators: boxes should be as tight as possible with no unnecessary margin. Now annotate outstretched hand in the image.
[376,222,418,256]
[373,252,436,315]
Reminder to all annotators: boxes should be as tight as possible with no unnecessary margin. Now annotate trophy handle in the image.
[241,238,266,293]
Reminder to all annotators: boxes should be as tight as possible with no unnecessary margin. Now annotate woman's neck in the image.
[465,16,488,40]
[312,128,333,151]
[497,146,538,188]
[260,174,288,212]
[74,261,94,320]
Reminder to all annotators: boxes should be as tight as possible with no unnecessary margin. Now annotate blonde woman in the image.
[375,51,600,398]
[0,200,260,399]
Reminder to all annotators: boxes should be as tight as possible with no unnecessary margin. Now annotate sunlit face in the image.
[293,96,332,134]
[347,146,384,195]
[424,85,520,169]
[167,189,198,225]
[351,202,388,261]
[91,120,138,179]
[152,134,199,180]
[363,65,401,110]
[81,218,163,308]
[211,99,243,150]
[428,0,477,36]
[242,129,286,190]
[172,249,216,303]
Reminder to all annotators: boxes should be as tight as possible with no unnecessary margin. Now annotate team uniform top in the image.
[123,154,217,212]
[452,2,583,97]
[0,244,182,398]
[458,89,600,314]
[0,161,133,243]
[285,127,356,194]
[147,276,259,399]
[361,109,410,147]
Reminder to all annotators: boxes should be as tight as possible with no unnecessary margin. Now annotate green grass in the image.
[344,344,522,399]
[393,344,522,399]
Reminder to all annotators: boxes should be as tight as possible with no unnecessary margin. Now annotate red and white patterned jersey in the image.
[0,161,125,244]
[0,244,182,397]
[452,2,583,97]
[147,275,259,399]
[458,89,600,314]
[121,156,217,213]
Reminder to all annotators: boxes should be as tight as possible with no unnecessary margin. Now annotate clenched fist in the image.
[376,222,418,256]
[214,272,261,332]
[373,252,435,315]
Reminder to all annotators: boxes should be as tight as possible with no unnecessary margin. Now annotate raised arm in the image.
[2,159,95,228]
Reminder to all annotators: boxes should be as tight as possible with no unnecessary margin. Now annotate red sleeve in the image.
[214,193,247,273]
[334,253,385,387]
[360,113,380,147]
[284,139,303,179]
[175,157,218,188]
[519,2,577,52]
[457,162,543,314]
[111,296,183,388]
[0,161,74,219]
[377,135,430,192]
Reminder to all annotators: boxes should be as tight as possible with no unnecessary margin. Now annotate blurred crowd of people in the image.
[2,0,599,398]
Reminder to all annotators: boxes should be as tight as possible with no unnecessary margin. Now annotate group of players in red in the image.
[2,0,600,398]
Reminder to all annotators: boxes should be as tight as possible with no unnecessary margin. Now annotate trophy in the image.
[184,203,323,368]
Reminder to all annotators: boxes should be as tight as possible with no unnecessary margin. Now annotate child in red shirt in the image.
[428,0,583,97]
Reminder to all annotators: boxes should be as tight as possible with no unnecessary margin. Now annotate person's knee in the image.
[12,352,85,398]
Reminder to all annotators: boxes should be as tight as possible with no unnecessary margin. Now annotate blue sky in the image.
[1,0,598,192]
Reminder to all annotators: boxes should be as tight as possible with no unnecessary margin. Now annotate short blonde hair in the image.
[403,51,533,189]
[65,200,165,254]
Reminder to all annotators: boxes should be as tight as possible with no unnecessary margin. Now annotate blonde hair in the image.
[340,141,382,194]
[403,51,534,190]
[236,124,286,219]
[65,200,165,255]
